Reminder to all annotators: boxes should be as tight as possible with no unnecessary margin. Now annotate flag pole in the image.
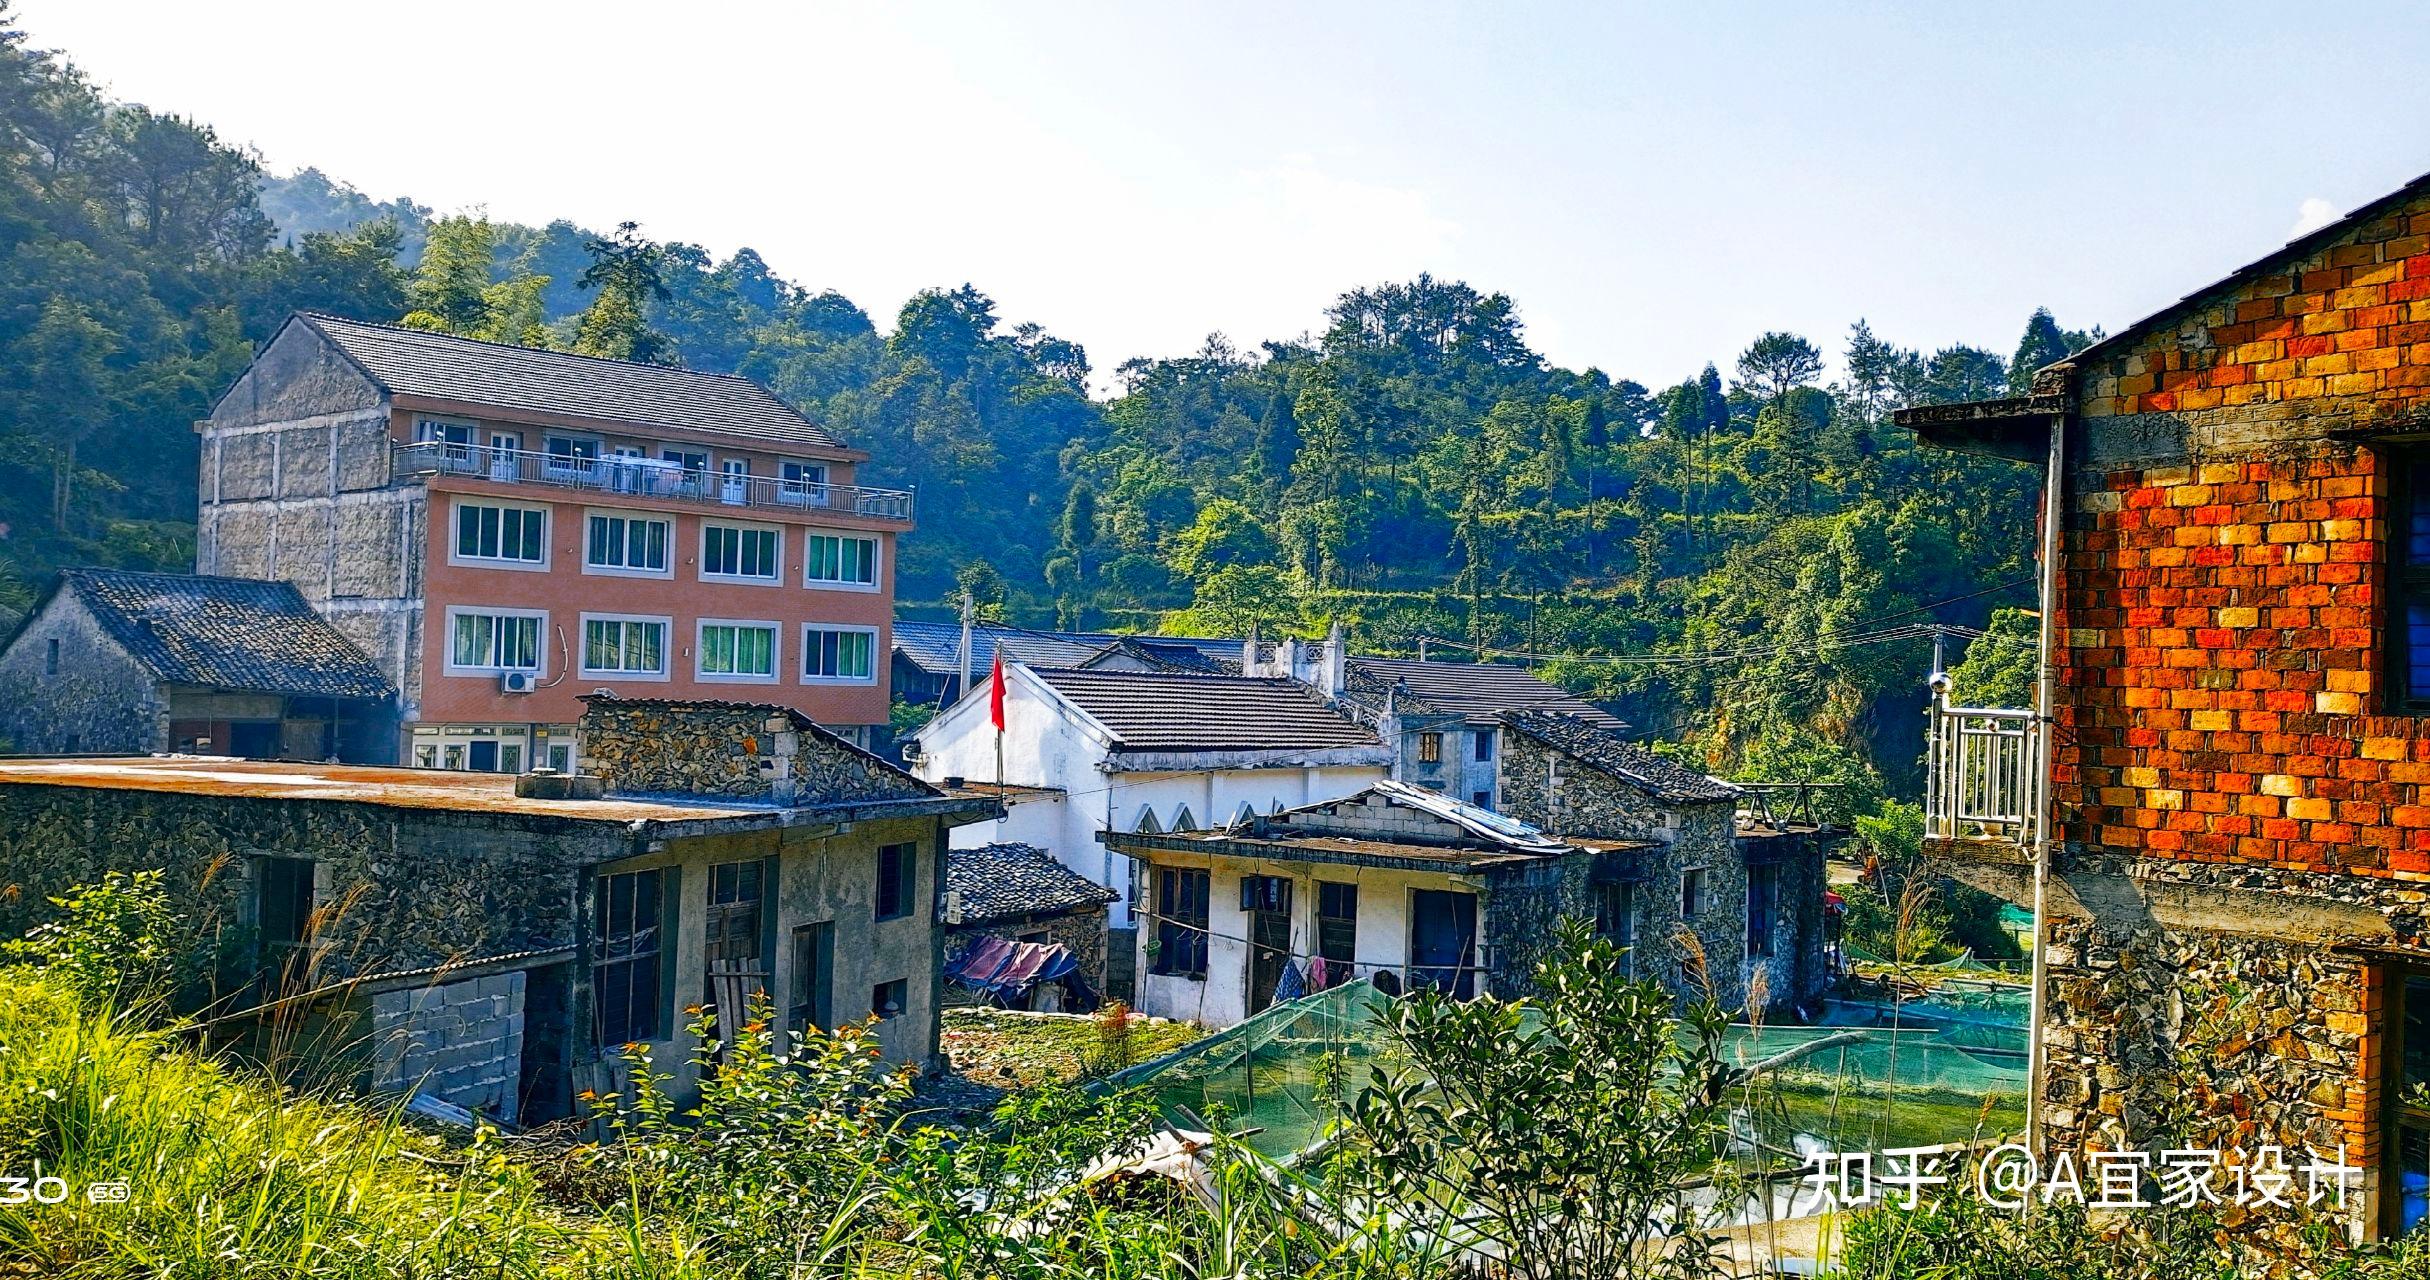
[990,653,1007,827]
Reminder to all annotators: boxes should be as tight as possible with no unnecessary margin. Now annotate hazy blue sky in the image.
[21,2,2430,392]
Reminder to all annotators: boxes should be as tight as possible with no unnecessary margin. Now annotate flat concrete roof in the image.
[0,756,840,826]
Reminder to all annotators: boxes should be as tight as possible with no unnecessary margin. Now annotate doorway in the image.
[1243,875,1293,1015]
[1408,889,1478,999]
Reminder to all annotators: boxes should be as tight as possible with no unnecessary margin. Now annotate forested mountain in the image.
[0,6,2088,800]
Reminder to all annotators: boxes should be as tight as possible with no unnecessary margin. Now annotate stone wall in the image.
[0,782,606,1000]
[371,969,529,1123]
[579,697,933,805]
[0,592,167,754]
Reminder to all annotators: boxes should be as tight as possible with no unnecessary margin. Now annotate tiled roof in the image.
[1500,710,1740,804]
[1030,668,1381,755]
[42,569,391,700]
[944,842,1115,923]
[1080,638,1233,674]
[891,621,1246,678]
[294,313,843,449]
[1348,656,1628,731]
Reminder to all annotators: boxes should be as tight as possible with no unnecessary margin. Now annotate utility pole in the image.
[956,589,975,705]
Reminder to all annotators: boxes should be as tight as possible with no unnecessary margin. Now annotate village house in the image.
[0,695,995,1125]
[905,665,1392,991]
[0,568,394,758]
[1099,780,1659,1028]
[1904,169,2430,1245]
[887,619,1247,712]
[940,841,1118,1010]
[191,311,913,769]
[1493,709,1833,1017]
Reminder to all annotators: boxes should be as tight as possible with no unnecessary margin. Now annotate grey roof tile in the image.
[1348,656,1628,731]
[891,621,1246,677]
[47,569,391,700]
[944,842,1115,922]
[1030,668,1379,754]
[298,313,842,449]
[1500,710,1739,804]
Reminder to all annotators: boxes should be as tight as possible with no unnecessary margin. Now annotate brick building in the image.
[198,312,913,769]
[1906,171,2430,1244]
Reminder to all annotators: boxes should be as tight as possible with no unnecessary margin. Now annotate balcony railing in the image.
[391,441,915,523]
[1924,675,2039,843]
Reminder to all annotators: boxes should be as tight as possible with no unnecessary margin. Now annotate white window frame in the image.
[446,497,551,572]
[803,532,882,592]
[442,606,550,678]
[578,612,673,681]
[580,508,674,579]
[699,519,783,585]
[695,617,782,684]
[799,624,880,685]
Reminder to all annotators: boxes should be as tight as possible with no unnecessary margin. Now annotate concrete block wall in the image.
[371,971,527,1123]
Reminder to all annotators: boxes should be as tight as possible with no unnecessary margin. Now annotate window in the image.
[1472,790,1493,809]
[802,626,877,682]
[1473,729,1496,762]
[871,979,908,1020]
[255,855,315,957]
[545,435,600,474]
[1417,731,1442,764]
[1317,881,1358,985]
[662,448,708,473]
[447,608,543,673]
[790,921,835,1035]
[584,513,670,575]
[702,522,780,581]
[452,500,546,566]
[1595,880,1635,962]
[592,868,665,1046]
[581,615,669,678]
[1681,866,1706,919]
[43,638,58,676]
[2395,454,2430,710]
[416,418,475,469]
[1151,867,1210,979]
[698,620,779,681]
[1133,805,1163,834]
[805,534,878,587]
[415,744,439,768]
[702,860,767,1007]
[780,460,828,502]
[875,842,917,920]
[1747,862,1778,957]
[1171,805,1197,832]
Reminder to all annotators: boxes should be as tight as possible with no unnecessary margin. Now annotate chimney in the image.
[1322,621,1347,697]
[1244,623,1261,676]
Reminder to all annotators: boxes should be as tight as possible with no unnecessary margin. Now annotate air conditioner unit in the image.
[499,671,534,694]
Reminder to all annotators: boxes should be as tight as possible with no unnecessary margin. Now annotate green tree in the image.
[569,220,676,364]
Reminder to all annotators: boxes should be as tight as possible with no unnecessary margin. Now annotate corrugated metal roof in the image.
[1030,668,1379,754]
[298,313,843,449]
[1349,656,1627,730]
[43,569,391,700]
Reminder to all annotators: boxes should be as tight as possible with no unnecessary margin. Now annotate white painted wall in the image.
[912,670,1385,928]
[1130,850,1472,1028]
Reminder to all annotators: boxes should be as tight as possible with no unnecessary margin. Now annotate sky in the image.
[20,2,2430,394]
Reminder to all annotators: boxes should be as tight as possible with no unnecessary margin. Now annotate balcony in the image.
[391,441,915,523]
[1923,675,2040,844]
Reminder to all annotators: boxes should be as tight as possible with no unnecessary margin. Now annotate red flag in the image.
[989,652,1006,732]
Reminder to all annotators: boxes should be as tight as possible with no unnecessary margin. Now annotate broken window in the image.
[702,860,766,1011]
[1747,862,1778,957]
[871,978,908,1020]
[593,868,665,1046]
[254,855,314,977]
[875,842,917,921]
[790,921,834,1035]
[1151,866,1210,979]
[1680,866,1706,919]
[1317,881,1358,985]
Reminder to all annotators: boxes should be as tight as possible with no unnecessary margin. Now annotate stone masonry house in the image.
[1495,710,1832,1018]
[1903,169,2430,1246]
[941,841,1118,1007]
[197,312,916,774]
[0,696,994,1125]
[0,568,395,759]
[1101,780,1656,1028]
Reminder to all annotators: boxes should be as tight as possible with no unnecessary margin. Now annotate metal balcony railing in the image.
[1924,675,2040,843]
[391,441,915,523]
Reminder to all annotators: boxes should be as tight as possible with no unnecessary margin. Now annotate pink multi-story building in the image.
[195,313,912,769]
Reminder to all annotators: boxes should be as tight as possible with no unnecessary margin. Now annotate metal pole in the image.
[956,589,975,705]
[2023,414,2065,1151]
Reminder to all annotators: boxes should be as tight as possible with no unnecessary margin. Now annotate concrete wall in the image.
[371,970,528,1123]
[0,591,168,753]
[575,813,946,1101]
[1390,711,1501,806]
[199,322,423,725]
